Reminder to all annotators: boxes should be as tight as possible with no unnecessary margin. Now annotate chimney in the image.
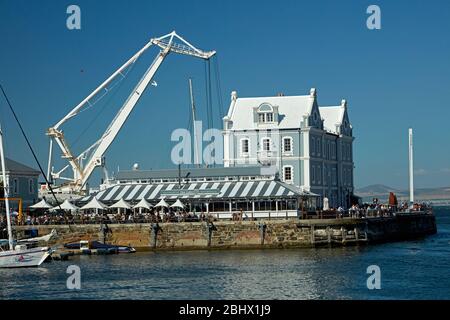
[277,92,284,97]
[231,91,237,102]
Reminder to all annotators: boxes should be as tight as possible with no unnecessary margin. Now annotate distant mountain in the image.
[356,184,400,195]
[356,184,450,203]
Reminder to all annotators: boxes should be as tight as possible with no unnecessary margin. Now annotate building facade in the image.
[223,88,354,208]
[0,158,40,208]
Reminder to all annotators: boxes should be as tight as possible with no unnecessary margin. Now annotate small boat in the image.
[79,240,91,255]
[0,243,52,268]
[0,120,53,268]
[64,240,136,254]
[18,229,57,243]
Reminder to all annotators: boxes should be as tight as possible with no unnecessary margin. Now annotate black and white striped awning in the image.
[79,180,317,204]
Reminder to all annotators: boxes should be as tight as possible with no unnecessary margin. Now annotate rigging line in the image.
[0,84,62,209]
[213,55,224,118]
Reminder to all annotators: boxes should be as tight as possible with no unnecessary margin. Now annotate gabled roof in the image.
[319,105,345,135]
[1,157,40,176]
[227,94,314,130]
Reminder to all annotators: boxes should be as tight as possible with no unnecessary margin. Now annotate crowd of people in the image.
[318,198,432,219]
[0,208,220,226]
[0,198,433,227]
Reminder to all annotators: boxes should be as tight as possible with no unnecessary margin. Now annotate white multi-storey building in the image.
[223,88,354,208]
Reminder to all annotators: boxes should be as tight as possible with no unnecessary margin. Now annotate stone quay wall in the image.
[14,213,437,251]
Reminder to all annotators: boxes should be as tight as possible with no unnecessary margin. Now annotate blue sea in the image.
[1,207,449,300]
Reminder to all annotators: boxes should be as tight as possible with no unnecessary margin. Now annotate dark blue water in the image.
[1,208,449,300]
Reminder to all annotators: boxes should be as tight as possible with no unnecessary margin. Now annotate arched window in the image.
[257,103,274,123]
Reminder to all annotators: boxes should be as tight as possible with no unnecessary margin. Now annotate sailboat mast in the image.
[0,123,14,251]
[189,78,200,167]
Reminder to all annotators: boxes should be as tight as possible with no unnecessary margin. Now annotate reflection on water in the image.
[1,208,449,300]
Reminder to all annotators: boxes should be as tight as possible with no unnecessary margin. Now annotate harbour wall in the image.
[14,213,437,251]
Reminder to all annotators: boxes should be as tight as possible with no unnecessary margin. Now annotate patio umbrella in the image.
[80,197,107,212]
[109,198,131,214]
[133,198,153,213]
[51,199,79,212]
[170,199,184,209]
[29,199,53,209]
[154,199,169,208]
[109,198,131,209]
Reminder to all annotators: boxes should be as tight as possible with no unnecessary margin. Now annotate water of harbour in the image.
[1,207,449,300]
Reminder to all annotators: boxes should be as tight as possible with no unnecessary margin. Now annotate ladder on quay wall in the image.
[310,225,368,245]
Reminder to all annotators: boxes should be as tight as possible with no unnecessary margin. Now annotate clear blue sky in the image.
[1,0,449,189]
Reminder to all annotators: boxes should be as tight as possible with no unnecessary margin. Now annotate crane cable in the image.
[71,61,137,149]
[204,59,213,132]
[213,55,224,118]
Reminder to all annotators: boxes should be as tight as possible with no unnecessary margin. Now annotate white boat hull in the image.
[0,247,51,268]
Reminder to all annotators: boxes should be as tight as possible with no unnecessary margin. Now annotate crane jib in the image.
[46,31,216,195]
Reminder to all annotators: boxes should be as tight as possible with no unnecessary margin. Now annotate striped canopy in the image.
[79,180,317,204]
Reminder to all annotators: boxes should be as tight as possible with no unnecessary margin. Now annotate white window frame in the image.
[282,137,293,154]
[258,113,265,123]
[283,165,293,183]
[257,103,275,124]
[261,137,271,152]
[240,138,250,156]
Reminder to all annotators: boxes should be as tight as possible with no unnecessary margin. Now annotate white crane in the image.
[46,31,215,195]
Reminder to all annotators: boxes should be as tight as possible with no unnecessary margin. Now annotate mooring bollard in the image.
[258,222,267,245]
[327,226,331,244]
[341,226,346,243]
[150,222,160,249]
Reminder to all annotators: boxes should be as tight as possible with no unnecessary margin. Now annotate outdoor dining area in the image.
[14,179,319,225]
[20,197,197,225]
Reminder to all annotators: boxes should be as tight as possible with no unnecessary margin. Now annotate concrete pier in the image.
[14,212,437,251]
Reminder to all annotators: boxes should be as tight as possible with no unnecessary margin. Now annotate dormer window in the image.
[257,103,274,123]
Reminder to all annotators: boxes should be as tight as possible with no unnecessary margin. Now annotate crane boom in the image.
[46,31,215,194]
